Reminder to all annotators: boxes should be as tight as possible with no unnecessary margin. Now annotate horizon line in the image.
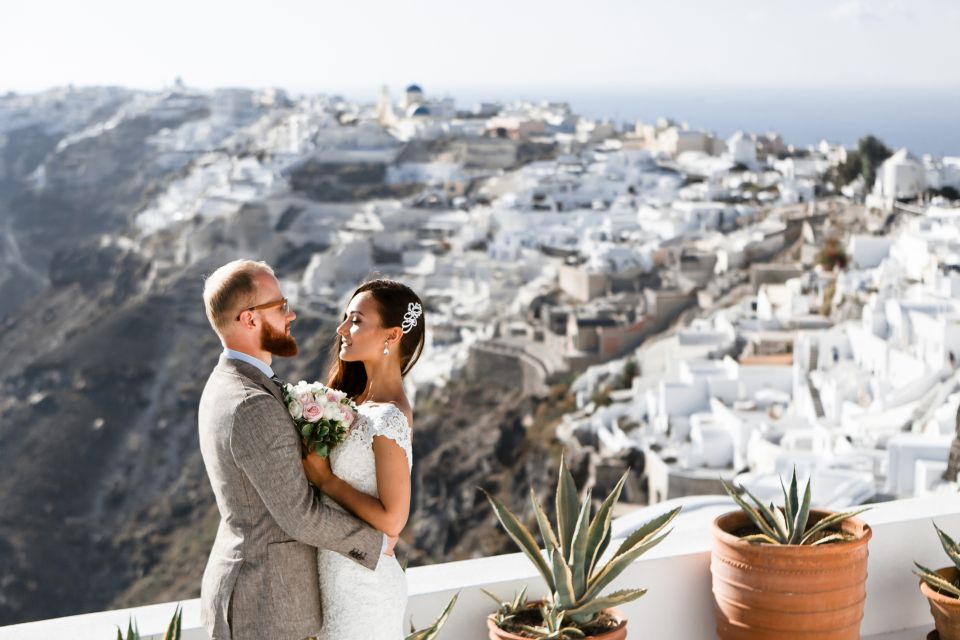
[4,81,960,97]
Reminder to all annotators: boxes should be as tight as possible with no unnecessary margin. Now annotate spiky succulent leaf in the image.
[811,533,849,546]
[551,543,577,609]
[404,593,459,640]
[532,489,561,566]
[163,605,182,640]
[564,588,646,621]
[722,479,781,541]
[799,508,869,545]
[741,533,780,545]
[610,506,681,559]
[585,471,627,576]
[556,455,580,561]
[513,586,529,611]
[481,588,505,607]
[789,478,813,545]
[934,523,960,572]
[770,503,789,541]
[780,476,794,529]
[739,484,786,541]
[915,562,960,599]
[484,490,556,591]
[539,608,587,639]
[569,489,592,596]
[584,529,672,601]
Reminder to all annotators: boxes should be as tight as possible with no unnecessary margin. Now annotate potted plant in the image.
[915,523,960,639]
[712,470,871,639]
[483,455,680,639]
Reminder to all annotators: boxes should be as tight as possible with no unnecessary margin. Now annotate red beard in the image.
[260,320,298,357]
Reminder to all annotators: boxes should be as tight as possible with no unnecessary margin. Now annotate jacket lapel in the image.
[218,354,284,404]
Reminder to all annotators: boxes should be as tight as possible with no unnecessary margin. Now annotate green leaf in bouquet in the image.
[300,424,313,438]
[317,425,329,437]
[314,444,329,457]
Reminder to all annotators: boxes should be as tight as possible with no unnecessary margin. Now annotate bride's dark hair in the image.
[326,279,426,399]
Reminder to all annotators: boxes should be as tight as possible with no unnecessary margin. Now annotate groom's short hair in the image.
[203,259,276,334]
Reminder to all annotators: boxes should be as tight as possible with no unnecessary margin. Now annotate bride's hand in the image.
[302,452,334,491]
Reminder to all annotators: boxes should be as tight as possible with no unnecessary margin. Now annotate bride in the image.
[302,279,424,640]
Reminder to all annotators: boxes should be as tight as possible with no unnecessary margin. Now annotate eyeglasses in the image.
[235,297,289,321]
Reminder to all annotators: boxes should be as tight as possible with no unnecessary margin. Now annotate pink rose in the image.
[298,392,313,406]
[340,407,355,427]
[326,391,340,403]
[302,402,323,422]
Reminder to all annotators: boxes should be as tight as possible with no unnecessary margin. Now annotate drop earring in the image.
[383,341,390,356]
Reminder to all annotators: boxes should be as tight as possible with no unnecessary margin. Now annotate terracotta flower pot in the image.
[711,509,871,640]
[486,607,627,640]
[920,566,960,640]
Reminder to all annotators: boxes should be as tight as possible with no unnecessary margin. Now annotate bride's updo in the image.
[326,279,426,399]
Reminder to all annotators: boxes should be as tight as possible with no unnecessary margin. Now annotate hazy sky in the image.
[3,0,958,95]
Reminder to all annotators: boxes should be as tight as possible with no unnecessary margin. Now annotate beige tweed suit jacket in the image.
[198,355,381,640]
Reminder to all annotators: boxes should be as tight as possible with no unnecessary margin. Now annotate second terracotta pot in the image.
[920,566,960,640]
[487,607,626,640]
[711,509,871,640]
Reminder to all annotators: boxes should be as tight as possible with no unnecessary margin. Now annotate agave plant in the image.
[914,523,960,598]
[114,605,182,640]
[405,593,459,640]
[722,469,868,545]
[483,586,537,629]
[484,454,680,630]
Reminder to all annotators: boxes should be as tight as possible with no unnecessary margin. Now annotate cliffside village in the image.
[28,81,960,512]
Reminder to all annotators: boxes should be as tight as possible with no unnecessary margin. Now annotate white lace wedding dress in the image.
[316,403,412,640]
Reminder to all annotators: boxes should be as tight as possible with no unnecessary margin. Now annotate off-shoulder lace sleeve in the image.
[368,404,412,470]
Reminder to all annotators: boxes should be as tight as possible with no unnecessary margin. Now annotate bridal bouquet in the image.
[282,381,358,457]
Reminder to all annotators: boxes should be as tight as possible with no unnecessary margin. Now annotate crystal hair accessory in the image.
[401,302,423,334]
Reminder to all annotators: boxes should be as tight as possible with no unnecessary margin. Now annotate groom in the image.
[198,259,392,640]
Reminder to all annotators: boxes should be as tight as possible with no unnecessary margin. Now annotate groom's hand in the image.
[384,533,399,557]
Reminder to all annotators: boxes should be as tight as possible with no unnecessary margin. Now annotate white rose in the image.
[323,403,343,422]
[288,398,303,420]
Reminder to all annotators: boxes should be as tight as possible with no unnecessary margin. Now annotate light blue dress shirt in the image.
[223,348,275,379]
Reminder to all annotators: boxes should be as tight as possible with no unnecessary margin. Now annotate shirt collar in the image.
[222,348,275,379]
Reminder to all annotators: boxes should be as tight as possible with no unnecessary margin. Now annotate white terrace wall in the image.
[3,495,960,640]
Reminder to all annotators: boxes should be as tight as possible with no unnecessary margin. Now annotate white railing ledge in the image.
[3,494,960,639]
[0,599,205,640]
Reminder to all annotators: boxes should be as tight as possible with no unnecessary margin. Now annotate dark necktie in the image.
[269,374,284,391]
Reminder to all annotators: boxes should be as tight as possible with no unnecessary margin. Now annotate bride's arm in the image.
[302,437,411,537]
